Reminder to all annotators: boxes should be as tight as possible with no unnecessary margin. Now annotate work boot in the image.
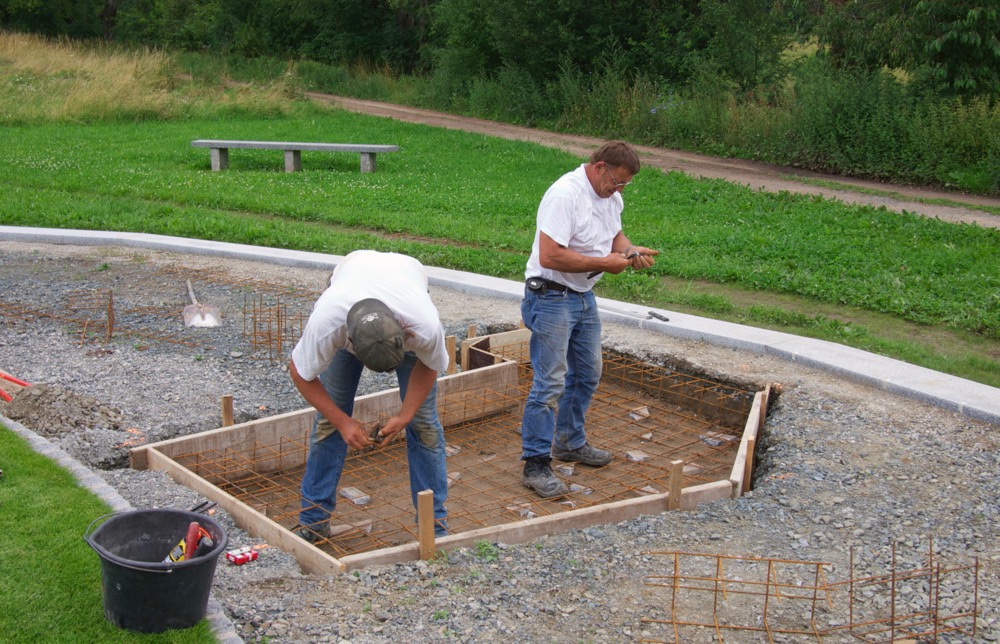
[522,455,569,498]
[294,523,333,544]
[552,442,613,467]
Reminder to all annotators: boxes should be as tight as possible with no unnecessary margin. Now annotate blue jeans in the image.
[520,287,603,460]
[299,349,449,536]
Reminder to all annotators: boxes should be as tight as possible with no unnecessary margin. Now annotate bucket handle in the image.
[84,512,175,574]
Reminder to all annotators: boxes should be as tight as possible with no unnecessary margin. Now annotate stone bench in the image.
[191,140,399,173]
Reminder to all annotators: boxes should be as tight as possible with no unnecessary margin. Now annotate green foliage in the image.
[696,0,792,94]
[295,59,352,92]
[0,0,104,37]
[467,63,550,127]
[473,540,499,563]
[913,1,1000,95]
[775,57,1000,191]
[813,0,1000,97]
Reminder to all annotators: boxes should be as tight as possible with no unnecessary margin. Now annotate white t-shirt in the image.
[291,250,450,380]
[524,164,623,292]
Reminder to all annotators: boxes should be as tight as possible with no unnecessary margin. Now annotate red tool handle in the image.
[0,372,30,387]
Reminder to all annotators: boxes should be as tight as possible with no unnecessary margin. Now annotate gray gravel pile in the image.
[1,242,997,643]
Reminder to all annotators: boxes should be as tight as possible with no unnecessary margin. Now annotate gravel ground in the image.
[1,241,998,643]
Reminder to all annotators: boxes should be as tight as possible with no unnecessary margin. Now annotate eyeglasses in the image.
[603,163,630,189]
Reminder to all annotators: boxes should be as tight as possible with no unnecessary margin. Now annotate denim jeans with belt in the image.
[520,286,603,459]
[299,348,449,535]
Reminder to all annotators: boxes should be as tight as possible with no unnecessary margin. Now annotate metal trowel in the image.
[183,279,222,328]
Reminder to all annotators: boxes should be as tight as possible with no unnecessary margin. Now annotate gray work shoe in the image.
[294,523,332,544]
[522,456,569,498]
[552,442,613,467]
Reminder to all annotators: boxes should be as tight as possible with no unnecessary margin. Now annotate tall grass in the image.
[0,32,297,125]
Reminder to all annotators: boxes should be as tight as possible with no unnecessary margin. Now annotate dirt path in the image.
[311,93,1000,229]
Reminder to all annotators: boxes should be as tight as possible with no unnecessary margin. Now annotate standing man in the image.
[520,141,658,498]
[290,250,451,541]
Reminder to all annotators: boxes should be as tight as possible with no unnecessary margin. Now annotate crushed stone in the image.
[1,242,997,643]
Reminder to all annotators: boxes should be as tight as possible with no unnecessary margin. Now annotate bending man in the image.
[290,250,450,540]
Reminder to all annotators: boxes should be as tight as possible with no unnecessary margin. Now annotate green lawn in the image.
[0,424,215,642]
[1,106,998,387]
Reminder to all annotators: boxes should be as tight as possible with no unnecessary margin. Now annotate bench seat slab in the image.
[192,140,397,173]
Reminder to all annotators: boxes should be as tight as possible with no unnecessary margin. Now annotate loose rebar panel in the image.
[639,542,980,643]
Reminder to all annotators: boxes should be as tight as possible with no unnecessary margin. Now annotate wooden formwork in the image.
[132,328,769,575]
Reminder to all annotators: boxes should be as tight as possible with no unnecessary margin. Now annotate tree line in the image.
[3,0,997,97]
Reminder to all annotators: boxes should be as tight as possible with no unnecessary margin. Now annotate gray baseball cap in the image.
[347,298,405,372]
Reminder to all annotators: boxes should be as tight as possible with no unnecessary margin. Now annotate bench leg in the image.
[359,152,377,173]
[285,150,302,173]
[210,148,229,172]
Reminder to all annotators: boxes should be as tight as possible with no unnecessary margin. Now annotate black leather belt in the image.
[526,277,583,295]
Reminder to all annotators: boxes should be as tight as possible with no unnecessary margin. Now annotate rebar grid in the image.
[638,541,979,643]
[242,292,309,365]
[168,342,759,558]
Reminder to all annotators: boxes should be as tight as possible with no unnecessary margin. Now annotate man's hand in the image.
[627,246,658,270]
[604,252,633,275]
[338,417,373,451]
[375,416,408,444]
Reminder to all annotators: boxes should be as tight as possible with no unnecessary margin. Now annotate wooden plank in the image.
[446,335,456,374]
[742,437,756,494]
[667,460,684,510]
[130,407,315,470]
[729,392,764,497]
[144,448,347,576]
[221,394,234,427]
[460,325,478,371]
[340,480,733,569]
[741,383,771,494]
[417,490,435,560]
[132,360,519,471]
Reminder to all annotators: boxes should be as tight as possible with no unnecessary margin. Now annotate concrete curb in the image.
[1,414,243,643]
[3,225,998,425]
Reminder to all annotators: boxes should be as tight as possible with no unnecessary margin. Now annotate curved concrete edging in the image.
[1,415,243,644]
[3,225,999,426]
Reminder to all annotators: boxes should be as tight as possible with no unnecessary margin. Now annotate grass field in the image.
[2,109,999,387]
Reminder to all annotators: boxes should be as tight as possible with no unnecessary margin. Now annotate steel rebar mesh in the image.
[169,340,760,558]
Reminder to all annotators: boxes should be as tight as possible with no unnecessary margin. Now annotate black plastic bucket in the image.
[84,508,228,633]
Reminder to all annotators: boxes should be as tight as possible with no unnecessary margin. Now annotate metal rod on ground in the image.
[417,490,435,560]
[222,395,234,427]
[597,305,649,319]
